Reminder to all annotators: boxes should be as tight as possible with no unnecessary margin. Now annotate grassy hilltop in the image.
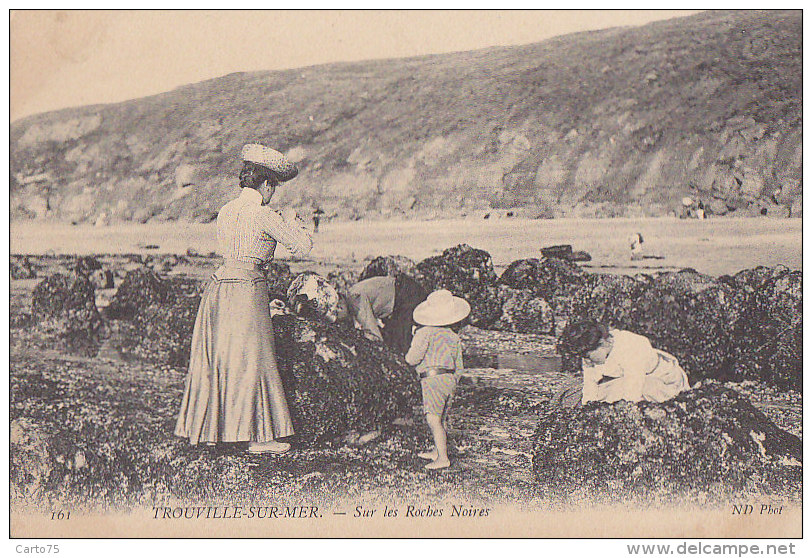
[10,10,801,224]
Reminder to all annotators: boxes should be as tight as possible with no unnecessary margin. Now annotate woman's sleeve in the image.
[353,292,384,342]
[581,362,601,404]
[258,209,313,258]
[614,333,655,402]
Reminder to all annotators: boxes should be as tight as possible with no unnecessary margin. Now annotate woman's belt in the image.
[419,367,455,379]
[223,258,262,271]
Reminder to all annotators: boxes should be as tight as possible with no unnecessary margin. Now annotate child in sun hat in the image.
[405,289,471,470]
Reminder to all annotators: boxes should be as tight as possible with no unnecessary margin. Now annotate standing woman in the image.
[175,144,313,454]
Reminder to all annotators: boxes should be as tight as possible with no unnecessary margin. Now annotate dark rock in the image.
[566,273,652,331]
[325,268,359,296]
[555,266,801,391]
[262,260,293,301]
[733,270,802,392]
[74,256,103,275]
[491,286,555,335]
[415,244,501,328]
[10,256,37,279]
[114,292,201,369]
[498,257,588,302]
[104,268,201,368]
[650,268,717,294]
[618,275,752,381]
[10,418,52,502]
[533,382,802,498]
[727,265,792,292]
[540,245,573,259]
[31,272,102,355]
[560,269,750,380]
[272,313,419,442]
[106,267,171,320]
[358,255,417,282]
[73,256,114,289]
[569,250,592,262]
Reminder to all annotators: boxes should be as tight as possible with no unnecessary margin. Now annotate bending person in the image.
[175,144,313,454]
[335,274,428,354]
[556,319,690,407]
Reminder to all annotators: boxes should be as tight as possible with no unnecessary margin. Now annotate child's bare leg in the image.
[418,448,438,460]
[424,413,450,469]
[418,410,439,460]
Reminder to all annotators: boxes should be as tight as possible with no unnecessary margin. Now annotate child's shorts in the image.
[421,374,457,416]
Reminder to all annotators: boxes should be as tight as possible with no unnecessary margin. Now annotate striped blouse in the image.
[405,326,464,375]
[216,188,313,263]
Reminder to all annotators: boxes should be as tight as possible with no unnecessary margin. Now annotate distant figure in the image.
[681,197,694,219]
[313,207,324,233]
[696,200,706,220]
[628,232,644,261]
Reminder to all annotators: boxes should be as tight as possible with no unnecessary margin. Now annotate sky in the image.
[10,10,700,122]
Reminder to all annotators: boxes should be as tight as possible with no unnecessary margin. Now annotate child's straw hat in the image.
[413,289,471,327]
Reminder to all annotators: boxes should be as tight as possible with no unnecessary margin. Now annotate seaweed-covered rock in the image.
[325,268,359,296]
[287,272,341,322]
[650,268,717,294]
[144,254,189,275]
[358,255,417,282]
[31,272,102,354]
[105,267,171,320]
[415,244,501,327]
[566,274,652,329]
[733,270,802,391]
[533,382,802,498]
[555,266,801,391]
[74,256,103,275]
[272,313,420,442]
[10,418,52,502]
[626,277,752,381]
[116,293,201,369]
[498,257,588,302]
[74,256,114,289]
[727,265,791,292]
[491,287,555,335]
[262,260,293,300]
[105,269,201,368]
[10,256,37,279]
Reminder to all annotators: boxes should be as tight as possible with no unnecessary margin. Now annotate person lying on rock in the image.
[405,289,470,471]
[334,273,428,354]
[555,319,690,407]
[175,144,312,456]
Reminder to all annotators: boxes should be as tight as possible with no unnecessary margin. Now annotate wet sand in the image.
[10,216,802,277]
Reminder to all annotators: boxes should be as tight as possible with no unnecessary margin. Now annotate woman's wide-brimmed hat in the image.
[413,289,471,327]
[241,144,298,182]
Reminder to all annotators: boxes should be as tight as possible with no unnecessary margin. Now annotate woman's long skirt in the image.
[174,265,294,445]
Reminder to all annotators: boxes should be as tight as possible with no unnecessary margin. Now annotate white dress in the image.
[581,330,690,404]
